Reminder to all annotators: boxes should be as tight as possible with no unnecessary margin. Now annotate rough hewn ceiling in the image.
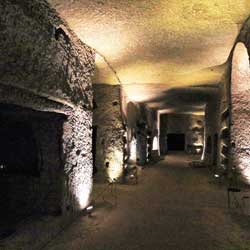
[49,0,250,109]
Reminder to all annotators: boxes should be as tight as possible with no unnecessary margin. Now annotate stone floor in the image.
[44,153,250,250]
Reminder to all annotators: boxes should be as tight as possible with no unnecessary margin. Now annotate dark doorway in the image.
[0,104,66,239]
[167,133,185,151]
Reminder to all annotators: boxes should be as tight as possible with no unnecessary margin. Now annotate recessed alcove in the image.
[0,104,66,238]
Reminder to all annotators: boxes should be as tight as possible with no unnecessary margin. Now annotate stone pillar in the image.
[93,84,124,182]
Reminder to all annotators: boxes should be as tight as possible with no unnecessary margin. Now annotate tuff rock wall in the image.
[0,0,95,216]
[223,17,250,183]
[93,84,124,182]
[0,0,94,106]
[230,30,250,183]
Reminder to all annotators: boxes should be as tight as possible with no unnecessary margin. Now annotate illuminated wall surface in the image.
[231,42,250,184]
[93,85,124,182]
[63,108,94,210]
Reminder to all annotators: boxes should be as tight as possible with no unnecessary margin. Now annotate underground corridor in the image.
[2,1,250,250]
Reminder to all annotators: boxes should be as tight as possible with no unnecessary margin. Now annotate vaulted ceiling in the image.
[49,0,250,110]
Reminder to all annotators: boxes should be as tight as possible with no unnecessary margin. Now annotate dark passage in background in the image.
[167,133,185,151]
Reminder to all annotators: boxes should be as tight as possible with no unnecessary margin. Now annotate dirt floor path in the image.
[44,153,250,250]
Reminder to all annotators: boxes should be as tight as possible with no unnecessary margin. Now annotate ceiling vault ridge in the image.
[92,48,122,85]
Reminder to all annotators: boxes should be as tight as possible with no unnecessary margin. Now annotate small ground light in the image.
[214,174,220,178]
[84,202,95,217]
[86,205,94,211]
